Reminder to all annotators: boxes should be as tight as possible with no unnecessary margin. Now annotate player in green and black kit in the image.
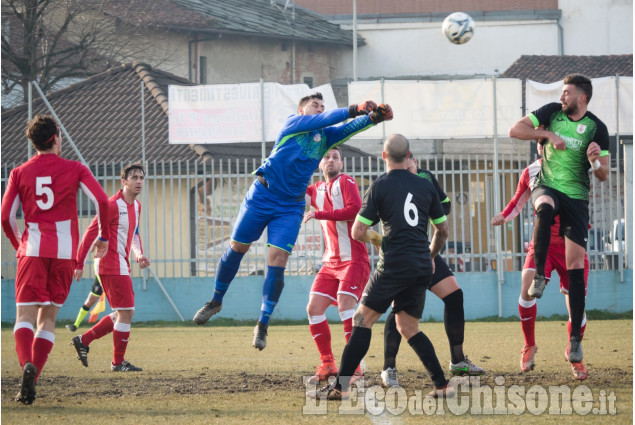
[509,74,609,371]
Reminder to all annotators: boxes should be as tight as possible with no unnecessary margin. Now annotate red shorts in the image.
[100,275,135,310]
[15,256,75,307]
[524,240,589,295]
[310,261,370,304]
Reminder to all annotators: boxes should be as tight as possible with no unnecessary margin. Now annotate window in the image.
[303,76,313,88]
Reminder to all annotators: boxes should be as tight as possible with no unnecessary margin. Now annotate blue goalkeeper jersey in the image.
[255,108,374,199]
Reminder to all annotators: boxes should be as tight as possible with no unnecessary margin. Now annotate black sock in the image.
[81,305,90,311]
[443,289,465,364]
[567,268,586,340]
[407,331,447,388]
[533,203,554,277]
[383,310,401,370]
[336,326,371,391]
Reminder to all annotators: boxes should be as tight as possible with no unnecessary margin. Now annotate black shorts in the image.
[429,255,453,289]
[532,186,589,248]
[91,278,103,296]
[361,270,431,319]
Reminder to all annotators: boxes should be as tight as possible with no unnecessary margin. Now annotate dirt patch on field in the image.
[2,365,631,403]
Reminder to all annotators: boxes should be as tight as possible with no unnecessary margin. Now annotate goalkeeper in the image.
[193,93,393,352]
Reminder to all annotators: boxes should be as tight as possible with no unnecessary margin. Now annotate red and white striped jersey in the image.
[1,154,109,260]
[76,190,143,276]
[501,158,561,239]
[306,173,369,264]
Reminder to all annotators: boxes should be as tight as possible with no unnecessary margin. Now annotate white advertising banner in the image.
[168,83,337,144]
[526,77,633,135]
[348,79,523,139]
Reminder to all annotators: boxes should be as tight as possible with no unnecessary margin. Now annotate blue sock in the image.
[258,266,285,325]
[212,247,244,304]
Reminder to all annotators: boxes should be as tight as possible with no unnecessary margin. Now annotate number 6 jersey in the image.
[1,154,110,259]
[357,169,447,278]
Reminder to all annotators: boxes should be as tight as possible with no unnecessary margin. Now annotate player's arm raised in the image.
[492,165,532,226]
[509,116,565,150]
[587,141,609,182]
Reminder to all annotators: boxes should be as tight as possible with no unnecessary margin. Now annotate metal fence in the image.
[1,149,629,280]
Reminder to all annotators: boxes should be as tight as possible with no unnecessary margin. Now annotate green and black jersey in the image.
[529,102,609,200]
[416,168,451,216]
[356,169,447,278]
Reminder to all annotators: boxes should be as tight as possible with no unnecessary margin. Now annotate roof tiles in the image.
[1,62,374,171]
[501,55,633,83]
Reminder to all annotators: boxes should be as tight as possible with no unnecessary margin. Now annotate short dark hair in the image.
[121,163,145,180]
[25,115,58,152]
[563,74,593,103]
[298,92,323,109]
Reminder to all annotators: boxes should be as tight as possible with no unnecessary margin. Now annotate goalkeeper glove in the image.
[348,100,377,118]
[369,104,393,124]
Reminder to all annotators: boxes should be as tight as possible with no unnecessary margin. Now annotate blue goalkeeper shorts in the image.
[231,178,304,254]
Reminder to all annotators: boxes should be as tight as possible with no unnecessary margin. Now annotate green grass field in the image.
[2,320,632,424]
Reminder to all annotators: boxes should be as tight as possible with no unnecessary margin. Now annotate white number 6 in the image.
[36,176,54,210]
[404,192,418,226]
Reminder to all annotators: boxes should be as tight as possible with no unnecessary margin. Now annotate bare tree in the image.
[2,0,179,107]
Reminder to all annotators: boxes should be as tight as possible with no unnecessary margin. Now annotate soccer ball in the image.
[442,12,474,45]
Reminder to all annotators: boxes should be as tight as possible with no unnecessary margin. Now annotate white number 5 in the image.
[36,176,54,210]
[404,192,418,226]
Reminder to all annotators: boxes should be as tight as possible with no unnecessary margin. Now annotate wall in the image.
[2,271,630,323]
[336,21,560,80]
[331,1,633,81]
[560,0,633,55]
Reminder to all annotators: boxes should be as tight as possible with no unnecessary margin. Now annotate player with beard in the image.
[192,93,392,351]
[508,74,609,367]
[308,134,453,400]
[303,147,376,386]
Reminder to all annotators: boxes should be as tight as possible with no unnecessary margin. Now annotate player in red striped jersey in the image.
[1,115,110,404]
[303,147,375,386]
[71,163,150,372]
[491,143,590,380]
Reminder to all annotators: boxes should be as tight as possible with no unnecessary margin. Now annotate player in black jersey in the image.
[307,134,453,400]
[380,156,485,387]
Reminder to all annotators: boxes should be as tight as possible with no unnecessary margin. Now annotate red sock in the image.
[32,334,54,382]
[342,317,353,343]
[112,329,130,366]
[81,314,114,346]
[567,317,587,341]
[519,301,537,347]
[14,325,34,367]
[309,319,333,363]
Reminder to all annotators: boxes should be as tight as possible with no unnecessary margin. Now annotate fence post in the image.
[31,81,87,165]
[28,83,32,158]
[492,75,504,317]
